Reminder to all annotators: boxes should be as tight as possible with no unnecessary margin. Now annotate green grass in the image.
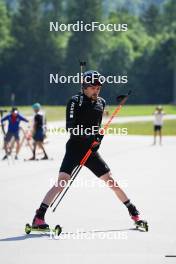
[0,104,176,121]
[109,120,176,135]
[41,106,66,121]
[1,105,175,135]
[0,106,66,122]
[107,104,176,117]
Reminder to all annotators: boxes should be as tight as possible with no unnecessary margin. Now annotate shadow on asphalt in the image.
[0,227,145,242]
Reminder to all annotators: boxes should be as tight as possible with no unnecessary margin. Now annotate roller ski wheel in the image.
[25,223,32,234]
[135,220,148,232]
[25,223,62,236]
[54,225,62,236]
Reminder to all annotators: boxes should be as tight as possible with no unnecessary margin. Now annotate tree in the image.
[162,0,176,103]
[65,0,103,73]
[141,4,161,36]
[0,0,14,105]
[0,0,12,59]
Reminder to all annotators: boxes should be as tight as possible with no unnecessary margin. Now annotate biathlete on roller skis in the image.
[28,70,148,233]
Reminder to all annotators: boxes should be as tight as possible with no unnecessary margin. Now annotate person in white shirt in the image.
[153,106,165,145]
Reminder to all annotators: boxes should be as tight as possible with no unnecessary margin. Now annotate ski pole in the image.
[51,91,131,211]
[51,91,132,212]
[50,164,81,208]
[79,60,86,92]
[52,144,101,212]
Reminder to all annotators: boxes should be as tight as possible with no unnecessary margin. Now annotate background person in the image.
[1,107,28,160]
[29,103,48,160]
[153,105,165,145]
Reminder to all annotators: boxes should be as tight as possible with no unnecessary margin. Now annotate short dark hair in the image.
[11,107,18,113]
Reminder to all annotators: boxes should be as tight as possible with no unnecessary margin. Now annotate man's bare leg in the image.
[32,172,71,226]
[153,131,157,145]
[100,172,140,220]
[43,172,71,205]
[15,140,20,159]
[38,141,48,159]
[4,142,9,155]
[159,130,162,145]
[2,141,10,160]
[100,172,129,202]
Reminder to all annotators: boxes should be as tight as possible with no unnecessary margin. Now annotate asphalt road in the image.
[0,133,175,264]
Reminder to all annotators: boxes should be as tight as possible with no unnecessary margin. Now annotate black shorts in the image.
[154,125,162,131]
[59,138,110,177]
[5,131,19,142]
[33,129,44,142]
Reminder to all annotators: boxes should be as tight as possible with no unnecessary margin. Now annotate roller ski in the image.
[133,218,148,232]
[25,223,62,236]
[25,210,62,236]
[125,200,149,232]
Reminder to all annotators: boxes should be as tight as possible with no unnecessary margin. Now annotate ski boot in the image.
[128,203,148,232]
[25,210,62,236]
[32,210,49,229]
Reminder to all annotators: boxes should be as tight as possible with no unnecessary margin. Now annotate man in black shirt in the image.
[32,71,141,228]
[29,103,48,160]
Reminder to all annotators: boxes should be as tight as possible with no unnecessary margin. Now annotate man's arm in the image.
[1,115,9,135]
[66,97,79,132]
[99,98,106,126]
[1,115,9,123]
[19,114,29,123]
